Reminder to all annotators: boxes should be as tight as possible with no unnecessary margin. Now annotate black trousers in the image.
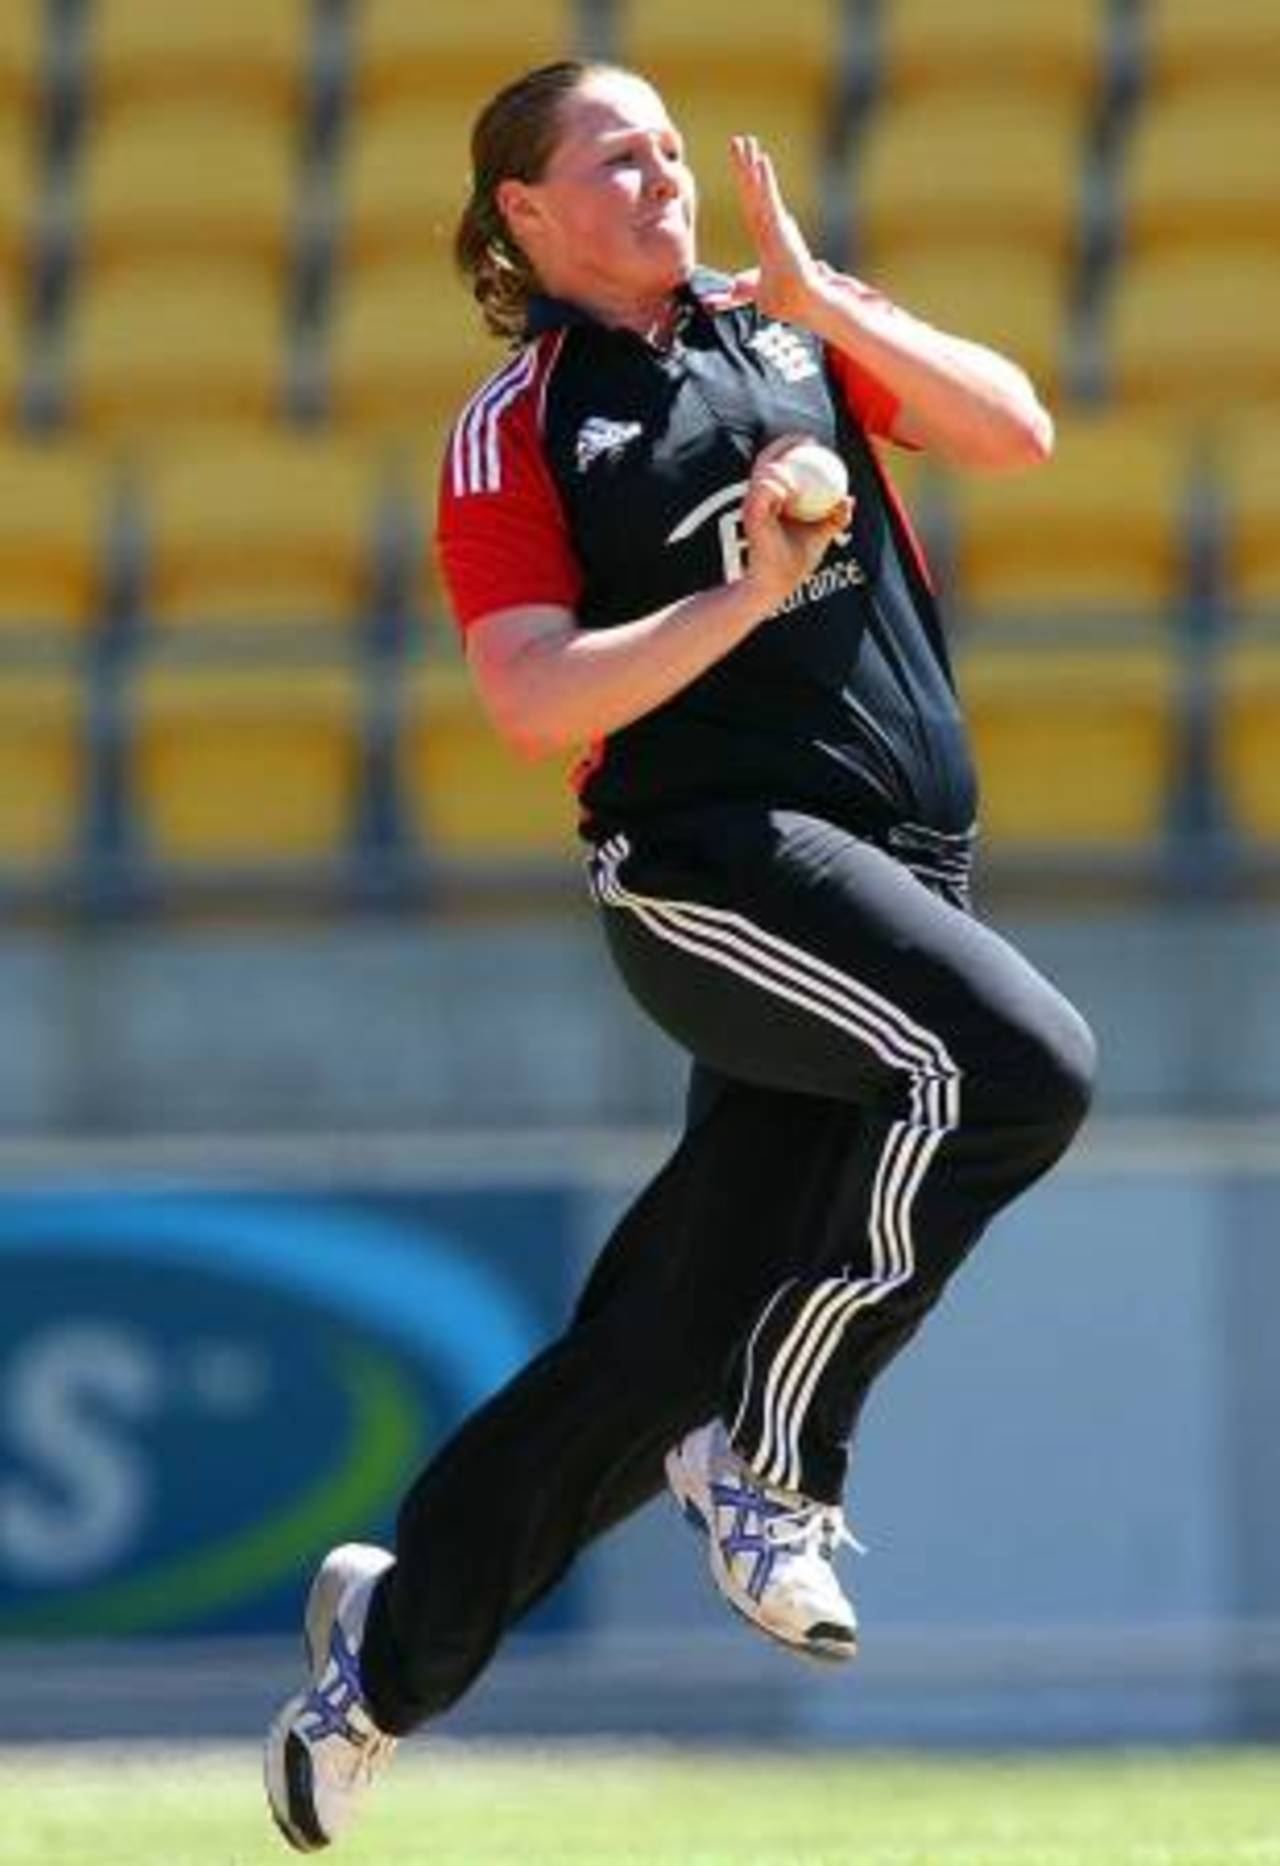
[360,804,1096,1734]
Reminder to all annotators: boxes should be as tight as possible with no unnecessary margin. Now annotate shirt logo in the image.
[667,480,857,591]
[749,324,820,383]
[574,416,643,474]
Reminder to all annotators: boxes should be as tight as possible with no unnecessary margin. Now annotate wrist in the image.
[722,570,784,627]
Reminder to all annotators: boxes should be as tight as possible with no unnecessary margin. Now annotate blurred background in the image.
[0,0,1278,1753]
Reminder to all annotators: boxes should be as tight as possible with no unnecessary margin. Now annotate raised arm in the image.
[724,135,1053,472]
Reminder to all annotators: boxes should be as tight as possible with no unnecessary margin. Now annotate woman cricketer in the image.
[265,59,1095,1852]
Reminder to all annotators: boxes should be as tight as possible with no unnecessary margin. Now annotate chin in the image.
[646,231,697,290]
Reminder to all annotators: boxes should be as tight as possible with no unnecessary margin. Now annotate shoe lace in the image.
[338,1722,397,1789]
[763,1500,866,1562]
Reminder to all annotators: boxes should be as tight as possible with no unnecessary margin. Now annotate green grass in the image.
[0,1745,1277,1866]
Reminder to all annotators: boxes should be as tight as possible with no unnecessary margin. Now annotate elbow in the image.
[487,689,578,762]
[1020,398,1055,464]
[977,399,1054,472]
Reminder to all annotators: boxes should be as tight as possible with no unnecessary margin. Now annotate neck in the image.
[536,269,686,344]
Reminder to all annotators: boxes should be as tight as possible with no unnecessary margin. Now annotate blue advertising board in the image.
[0,1187,576,1636]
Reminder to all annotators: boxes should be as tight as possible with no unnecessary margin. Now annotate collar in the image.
[523,267,733,339]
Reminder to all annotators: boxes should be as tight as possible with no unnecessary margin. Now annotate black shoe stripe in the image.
[284,1732,329,1850]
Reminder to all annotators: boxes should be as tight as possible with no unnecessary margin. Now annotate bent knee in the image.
[1019,1001,1097,1132]
[976,997,1097,1135]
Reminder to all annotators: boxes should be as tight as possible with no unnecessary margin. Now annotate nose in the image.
[646,156,679,201]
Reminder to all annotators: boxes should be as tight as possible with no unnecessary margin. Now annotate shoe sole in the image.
[665,1443,858,1668]
[263,1545,393,1853]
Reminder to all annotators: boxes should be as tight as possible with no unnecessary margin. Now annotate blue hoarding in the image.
[0,1188,575,1635]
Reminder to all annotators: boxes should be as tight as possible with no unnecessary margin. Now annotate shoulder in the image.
[446,332,572,500]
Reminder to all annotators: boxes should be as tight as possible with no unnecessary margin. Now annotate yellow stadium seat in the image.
[0,668,85,868]
[0,1,42,107]
[328,246,504,431]
[1123,88,1280,253]
[80,102,298,271]
[131,662,363,865]
[0,272,24,421]
[140,435,382,630]
[1107,249,1280,410]
[1219,419,1280,619]
[958,644,1178,847]
[851,95,1086,264]
[876,0,1109,101]
[661,83,827,272]
[67,264,284,431]
[1146,0,1280,94]
[353,0,577,107]
[87,0,310,115]
[1218,635,1280,840]
[0,100,36,271]
[339,96,478,263]
[877,246,1069,400]
[399,659,577,860]
[0,439,112,631]
[946,414,1190,620]
[618,0,839,97]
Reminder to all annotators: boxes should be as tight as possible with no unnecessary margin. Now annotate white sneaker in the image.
[264,1543,398,1852]
[666,1420,859,1663]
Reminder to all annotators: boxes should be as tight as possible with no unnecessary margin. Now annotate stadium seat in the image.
[86,0,310,115]
[79,102,299,271]
[0,0,42,108]
[957,644,1178,847]
[130,662,364,866]
[1106,250,1280,410]
[945,413,1190,622]
[338,96,479,264]
[139,435,383,631]
[352,0,577,107]
[876,0,1109,103]
[66,263,284,430]
[617,0,839,97]
[398,659,577,861]
[1218,634,1280,841]
[876,247,1069,401]
[327,252,504,430]
[0,269,24,421]
[1122,87,1280,252]
[1145,0,1280,95]
[1219,419,1280,620]
[850,95,1086,265]
[0,439,112,632]
[0,99,35,273]
[0,667,85,869]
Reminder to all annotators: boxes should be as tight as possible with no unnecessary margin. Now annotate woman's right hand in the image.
[740,436,855,614]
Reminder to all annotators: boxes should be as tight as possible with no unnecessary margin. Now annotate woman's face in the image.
[501,71,697,305]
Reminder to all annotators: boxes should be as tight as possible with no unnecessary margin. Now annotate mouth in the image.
[639,200,691,233]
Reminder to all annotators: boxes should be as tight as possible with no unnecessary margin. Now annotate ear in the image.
[495,177,544,248]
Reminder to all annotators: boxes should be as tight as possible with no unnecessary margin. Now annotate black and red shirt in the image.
[436,269,977,842]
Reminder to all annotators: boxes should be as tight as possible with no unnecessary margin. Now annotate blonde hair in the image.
[455,59,626,341]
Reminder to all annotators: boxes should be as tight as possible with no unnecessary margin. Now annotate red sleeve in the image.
[435,337,582,632]
[821,275,903,442]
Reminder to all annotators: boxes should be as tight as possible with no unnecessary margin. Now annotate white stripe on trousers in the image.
[593,833,961,1495]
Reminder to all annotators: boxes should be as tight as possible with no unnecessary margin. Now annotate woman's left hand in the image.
[723,135,831,325]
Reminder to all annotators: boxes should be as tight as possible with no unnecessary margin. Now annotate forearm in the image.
[474,577,777,757]
[808,272,1053,468]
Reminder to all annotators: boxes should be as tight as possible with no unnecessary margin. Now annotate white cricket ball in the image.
[778,440,850,522]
